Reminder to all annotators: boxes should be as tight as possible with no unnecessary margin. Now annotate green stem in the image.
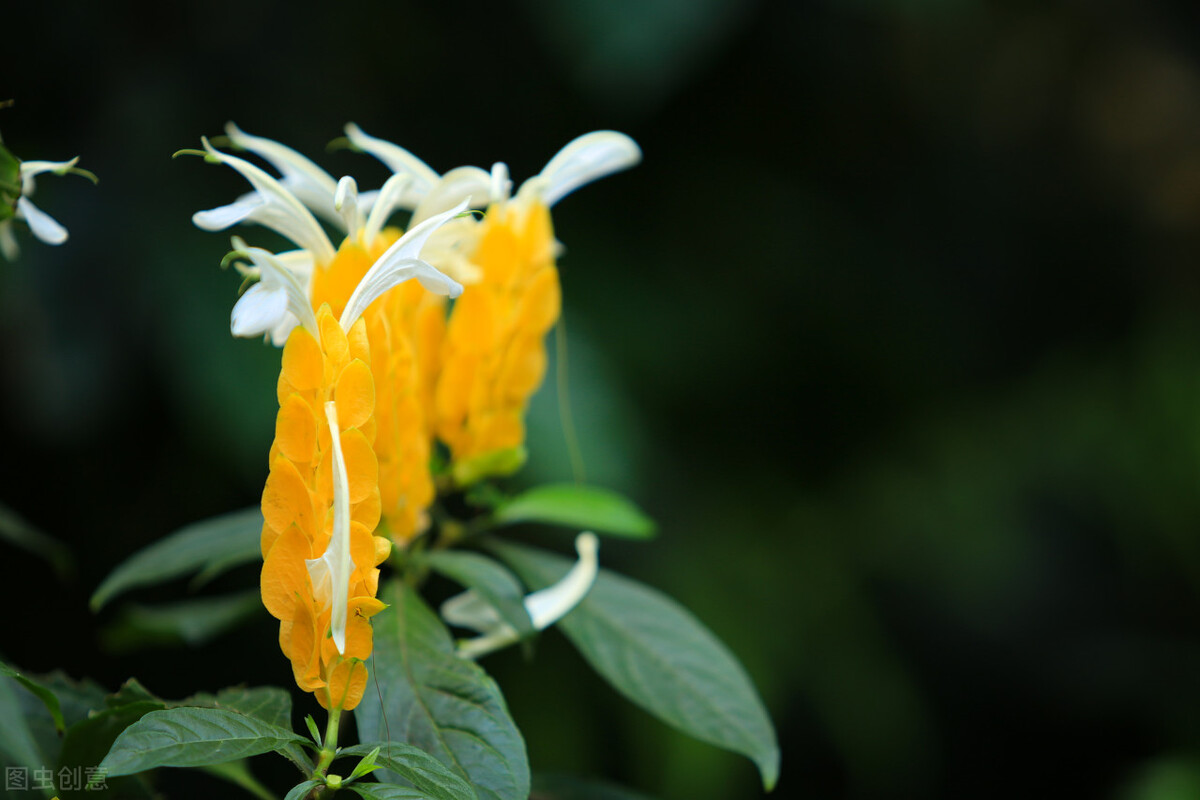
[313,710,341,778]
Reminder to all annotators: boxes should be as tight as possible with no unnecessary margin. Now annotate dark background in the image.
[5,0,1200,797]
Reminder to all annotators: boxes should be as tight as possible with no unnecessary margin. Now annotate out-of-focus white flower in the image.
[0,154,96,260]
[442,533,600,659]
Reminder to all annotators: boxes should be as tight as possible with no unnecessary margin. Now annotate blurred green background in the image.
[6,0,1200,797]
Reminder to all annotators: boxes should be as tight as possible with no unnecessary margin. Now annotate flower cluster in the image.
[188,123,638,705]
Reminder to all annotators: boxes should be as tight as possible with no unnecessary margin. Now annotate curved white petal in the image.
[345,123,439,204]
[235,244,319,336]
[538,131,641,207]
[200,139,335,263]
[363,173,412,246]
[306,402,355,654]
[0,220,19,261]
[448,533,600,660]
[490,162,511,205]
[411,166,493,225]
[334,175,362,236]
[17,196,68,245]
[267,312,302,347]
[230,282,289,338]
[524,533,599,628]
[193,195,265,230]
[18,157,80,180]
[339,200,468,329]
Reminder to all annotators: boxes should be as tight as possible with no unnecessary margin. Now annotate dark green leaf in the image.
[59,700,163,800]
[183,686,293,730]
[0,661,65,734]
[347,782,431,800]
[489,540,779,791]
[99,707,309,776]
[200,760,278,800]
[0,670,51,774]
[100,590,263,651]
[493,484,655,538]
[283,779,322,800]
[0,502,73,579]
[532,773,658,800]
[425,551,534,637]
[354,580,528,800]
[90,507,262,611]
[340,743,477,800]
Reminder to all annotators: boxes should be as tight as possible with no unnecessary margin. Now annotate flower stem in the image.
[313,709,341,779]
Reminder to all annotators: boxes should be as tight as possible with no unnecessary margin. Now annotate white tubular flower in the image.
[339,200,469,329]
[192,138,336,265]
[228,237,319,342]
[536,131,642,207]
[344,122,440,208]
[223,123,350,230]
[305,401,356,654]
[1,156,95,259]
[443,533,600,660]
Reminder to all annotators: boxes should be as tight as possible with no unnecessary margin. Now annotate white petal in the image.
[524,533,599,629]
[192,195,265,230]
[410,166,492,225]
[230,282,289,338]
[237,245,319,336]
[334,175,361,235]
[345,123,439,201]
[363,172,412,245]
[538,131,641,207]
[17,196,67,245]
[490,162,511,205]
[268,312,302,347]
[18,157,79,180]
[0,220,19,261]
[225,123,338,201]
[339,201,468,329]
[306,402,355,654]
[200,139,335,263]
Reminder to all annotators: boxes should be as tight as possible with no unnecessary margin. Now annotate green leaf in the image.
[532,773,658,800]
[90,507,263,611]
[424,551,534,637]
[0,660,65,734]
[347,782,433,800]
[488,540,780,791]
[354,580,528,800]
[0,668,51,775]
[183,686,293,730]
[99,707,309,777]
[0,502,73,579]
[283,779,322,800]
[200,759,278,800]
[100,590,263,651]
[493,484,655,538]
[59,700,163,800]
[339,743,478,800]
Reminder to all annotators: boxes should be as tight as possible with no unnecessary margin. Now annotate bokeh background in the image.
[5,0,1200,797]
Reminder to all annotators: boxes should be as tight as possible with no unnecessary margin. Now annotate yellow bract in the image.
[259,305,390,711]
[435,198,560,482]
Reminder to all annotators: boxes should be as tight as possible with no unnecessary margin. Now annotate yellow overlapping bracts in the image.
[308,234,444,544]
[435,198,560,485]
[259,304,391,711]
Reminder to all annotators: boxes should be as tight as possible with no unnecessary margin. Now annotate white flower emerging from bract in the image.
[192,138,337,265]
[442,533,600,660]
[1,157,95,260]
[227,237,318,343]
[339,200,469,329]
[306,401,355,655]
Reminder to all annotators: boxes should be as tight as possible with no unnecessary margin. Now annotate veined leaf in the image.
[98,707,309,777]
[339,743,477,800]
[100,590,263,651]
[354,580,528,800]
[0,668,50,776]
[425,550,534,638]
[488,540,780,791]
[493,484,655,538]
[284,779,323,800]
[0,660,65,734]
[184,686,293,731]
[347,782,435,800]
[90,507,262,611]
